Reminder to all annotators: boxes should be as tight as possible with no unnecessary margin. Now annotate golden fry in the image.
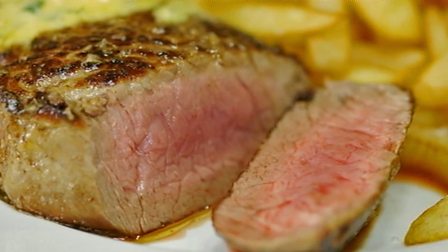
[401,107,448,183]
[414,53,448,108]
[353,0,422,43]
[200,2,338,37]
[424,6,448,59]
[350,43,427,86]
[343,64,401,84]
[305,19,351,74]
[305,0,345,14]
[405,196,448,245]
[351,43,426,72]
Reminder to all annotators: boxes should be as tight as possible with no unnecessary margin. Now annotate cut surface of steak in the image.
[213,83,412,252]
[0,12,310,235]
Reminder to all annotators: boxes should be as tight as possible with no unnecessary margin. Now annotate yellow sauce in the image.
[0,0,201,50]
[0,0,159,48]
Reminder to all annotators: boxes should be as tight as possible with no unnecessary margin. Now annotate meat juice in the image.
[131,164,447,249]
[397,165,448,194]
[131,207,211,243]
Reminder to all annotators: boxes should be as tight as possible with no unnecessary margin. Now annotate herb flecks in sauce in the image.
[24,0,44,13]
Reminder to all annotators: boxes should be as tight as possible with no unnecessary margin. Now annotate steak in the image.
[213,83,412,252]
[0,12,310,236]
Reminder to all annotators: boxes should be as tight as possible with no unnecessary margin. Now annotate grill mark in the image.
[0,11,279,120]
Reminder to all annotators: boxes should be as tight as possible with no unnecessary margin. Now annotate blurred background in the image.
[197,0,448,207]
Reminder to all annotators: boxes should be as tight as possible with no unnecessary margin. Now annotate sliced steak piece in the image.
[0,12,310,236]
[213,83,412,252]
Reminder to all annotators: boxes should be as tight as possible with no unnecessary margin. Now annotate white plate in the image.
[1,181,447,252]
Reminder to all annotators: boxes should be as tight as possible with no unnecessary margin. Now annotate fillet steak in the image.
[0,12,310,235]
[213,83,412,252]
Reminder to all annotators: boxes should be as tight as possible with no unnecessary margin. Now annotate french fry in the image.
[414,53,448,108]
[305,0,345,14]
[353,0,422,43]
[424,6,448,59]
[199,1,338,37]
[350,43,427,85]
[305,19,351,74]
[401,107,448,185]
[343,64,401,84]
[351,43,426,72]
[405,196,448,245]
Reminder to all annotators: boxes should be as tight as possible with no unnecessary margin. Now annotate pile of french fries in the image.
[198,0,448,246]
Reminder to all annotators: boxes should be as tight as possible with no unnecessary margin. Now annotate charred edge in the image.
[31,38,59,51]
[404,88,415,126]
[79,57,154,87]
[0,49,22,66]
[53,61,82,78]
[36,105,67,119]
[295,89,315,102]
[0,189,12,204]
[81,61,102,72]
[0,89,23,113]
[35,91,67,118]
[43,112,85,128]
[33,91,85,126]
[58,222,126,238]
[30,58,74,80]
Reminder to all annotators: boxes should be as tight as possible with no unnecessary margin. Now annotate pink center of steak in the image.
[214,84,411,242]
[93,67,286,234]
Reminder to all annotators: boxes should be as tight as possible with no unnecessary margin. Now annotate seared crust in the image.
[0,12,273,119]
[0,11,310,235]
[0,48,20,66]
